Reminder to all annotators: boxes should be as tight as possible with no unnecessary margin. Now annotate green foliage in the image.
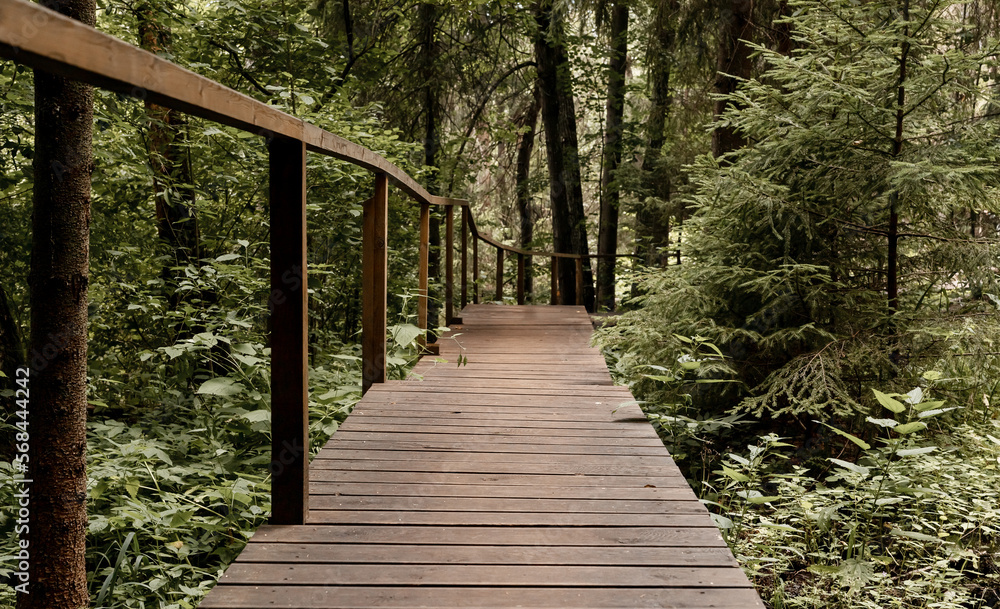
[597,0,1000,423]
[708,388,1000,608]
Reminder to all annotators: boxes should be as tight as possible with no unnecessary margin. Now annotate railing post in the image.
[550,256,558,305]
[575,256,584,306]
[445,205,454,324]
[362,173,389,394]
[495,247,504,301]
[269,137,309,525]
[472,235,479,304]
[461,206,469,310]
[417,201,430,350]
[517,253,525,305]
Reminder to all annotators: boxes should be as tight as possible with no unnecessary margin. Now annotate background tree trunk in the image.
[596,2,629,311]
[516,85,540,302]
[419,1,443,336]
[637,0,677,267]
[19,0,95,606]
[533,0,594,310]
[138,1,200,268]
[712,0,753,157]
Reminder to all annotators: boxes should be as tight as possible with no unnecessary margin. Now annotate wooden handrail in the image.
[0,0,652,528]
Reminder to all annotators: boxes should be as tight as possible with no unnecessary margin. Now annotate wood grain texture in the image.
[200,305,762,608]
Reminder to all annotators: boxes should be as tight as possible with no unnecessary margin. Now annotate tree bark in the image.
[596,2,628,311]
[515,86,540,303]
[533,0,594,310]
[419,1,443,337]
[137,1,200,266]
[636,0,676,267]
[19,0,94,606]
[712,0,753,158]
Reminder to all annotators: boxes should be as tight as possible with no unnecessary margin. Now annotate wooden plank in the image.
[308,459,677,477]
[329,430,665,446]
[218,563,750,587]
[311,449,675,467]
[361,173,389,394]
[337,416,655,432]
[309,470,688,487]
[304,510,713,527]
[308,495,707,514]
[199,586,765,609]
[317,439,666,456]
[268,137,309,525]
[233,543,739,567]
[244,524,728,547]
[334,421,661,438]
[307,482,692,500]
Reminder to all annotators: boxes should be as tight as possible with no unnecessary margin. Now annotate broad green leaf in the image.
[917,407,957,419]
[829,458,869,476]
[873,389,906,414]
[914,400,945,412]
[719,466,749,482]
[905,387,923,405]
[710,513,733,529]
[897,446,936,456]
[894,422,927,435]
[391,323,422,348]
[866,417,897,428]
[747,495,781,504]
[215,253,241,262]
[817,421,871,450]
[890,528,943,543]
[197,377,245,397]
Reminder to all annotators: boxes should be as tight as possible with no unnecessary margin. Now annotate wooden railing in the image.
[0,0,633,526]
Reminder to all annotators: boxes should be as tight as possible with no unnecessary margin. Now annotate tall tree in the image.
[137,0,200,268]
[533,0,594,309]
[515,85,540,302]
[20,0,95,605]
[712,0,753,157]
[635,0,678,267]
[596,1,629,310]
[419,1,444,336]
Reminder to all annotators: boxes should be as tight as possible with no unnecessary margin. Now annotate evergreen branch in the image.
[902,55,950,119]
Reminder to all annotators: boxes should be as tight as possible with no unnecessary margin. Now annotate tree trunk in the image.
[712,0,753,158]
[137,1,200,266]
[533,0,594,310]
[419,1,443,337]
[636,0,676,268]
[596,2,628,311]
[516,86,540,303]
[19,0,94,606]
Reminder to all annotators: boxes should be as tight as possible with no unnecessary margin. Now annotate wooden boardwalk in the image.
[200,305,763,609]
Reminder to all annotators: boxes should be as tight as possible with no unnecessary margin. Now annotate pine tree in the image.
[602,0,1000,420]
